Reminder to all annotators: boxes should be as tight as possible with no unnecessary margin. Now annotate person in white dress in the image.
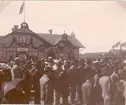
[99,67,112,105]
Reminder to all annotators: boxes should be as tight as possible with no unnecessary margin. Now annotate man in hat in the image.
[40,66,54,105]
[60,60,70,105]
[92,74,102,105]
[22,60,32,103]
[47,57,54,69]
[110,69,119,105]
[31,61,41,104]
[76,60,85,104]
[11,57,22,80]
[68,60,78,104]
[53,60,63,105]
[92,60,101,76]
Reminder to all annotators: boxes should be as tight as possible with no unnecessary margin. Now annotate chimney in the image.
[14,25,18,30]
[71,32,75,37]
[49,29,52,34]
[12,28,15,32]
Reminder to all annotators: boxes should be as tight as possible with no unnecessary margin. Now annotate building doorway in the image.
[16,52,28,61]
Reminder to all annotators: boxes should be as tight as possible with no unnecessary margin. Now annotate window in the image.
[20,36,26,44]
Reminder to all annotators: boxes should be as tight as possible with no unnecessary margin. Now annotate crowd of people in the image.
[0,56,126,105]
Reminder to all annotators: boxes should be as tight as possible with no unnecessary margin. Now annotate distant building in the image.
[108,49,126,57]
[79,49,126,60]
[0,22,84,61]
[79,52,107,59]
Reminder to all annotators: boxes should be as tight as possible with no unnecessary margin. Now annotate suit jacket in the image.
[53,64,62,89]
[68,65,77,85]
[110,72,118,93]
[11,65,22,80]
[76,65,84,84]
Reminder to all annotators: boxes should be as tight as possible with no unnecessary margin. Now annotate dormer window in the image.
[21,22,29,29]
[62,32,67,41]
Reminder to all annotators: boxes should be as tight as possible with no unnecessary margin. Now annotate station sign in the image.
[17,48,28,52]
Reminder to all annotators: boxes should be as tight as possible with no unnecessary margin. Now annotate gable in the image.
[37,33,85,48]
[0,22,84,48]
[67,36,85,48]
[10,22,51,46]
[38,33,62,45]
[0,32,49,49]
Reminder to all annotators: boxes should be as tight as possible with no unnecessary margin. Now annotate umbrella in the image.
[0,63,11,70]
[4,78,24,96]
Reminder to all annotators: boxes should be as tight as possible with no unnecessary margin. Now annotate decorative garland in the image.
[57,40,74,52]
[3,36,45,51]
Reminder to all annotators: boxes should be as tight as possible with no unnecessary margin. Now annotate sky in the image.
[0,1,126,53]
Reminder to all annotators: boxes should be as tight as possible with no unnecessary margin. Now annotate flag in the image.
[120,42,126,47]
[19,1,24,14]
[112,41,121,48]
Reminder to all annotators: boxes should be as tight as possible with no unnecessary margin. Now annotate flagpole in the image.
[24,0,25,22]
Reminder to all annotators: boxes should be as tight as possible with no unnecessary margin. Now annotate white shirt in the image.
[40,75,49,100]
[99,76,111,98]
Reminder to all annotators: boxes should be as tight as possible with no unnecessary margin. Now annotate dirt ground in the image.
[29,100,125,105]
[29,96,126,105]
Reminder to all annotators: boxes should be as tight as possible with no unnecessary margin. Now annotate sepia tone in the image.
[0,0,126,105]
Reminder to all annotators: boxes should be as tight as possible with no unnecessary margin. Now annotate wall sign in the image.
[17,48,28,52]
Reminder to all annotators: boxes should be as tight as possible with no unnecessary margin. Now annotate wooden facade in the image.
[0,22,84,61]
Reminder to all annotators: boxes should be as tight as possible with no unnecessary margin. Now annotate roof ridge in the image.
[37,33,60,35]
[37,33,73,36]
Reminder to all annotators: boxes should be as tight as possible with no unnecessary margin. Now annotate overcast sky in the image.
[0,1,126,53]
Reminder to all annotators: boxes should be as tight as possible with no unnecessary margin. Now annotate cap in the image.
[93,60,98,64]
[64,60,67,63]
[48,56,53,60]
[54,60,60,64]
[124,60,126,64]
[14,57,20,61]
[45,62,49,65]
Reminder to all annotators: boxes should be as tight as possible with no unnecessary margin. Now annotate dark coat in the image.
[91,81,102,105]
[68,65,77,85]
[11,65,22,80]
[31,69,41,104]
[53,65,63,90]
[22,69,32,102]
[76,65,85,84]
[60,66,70,95]
[5,88,25,104]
